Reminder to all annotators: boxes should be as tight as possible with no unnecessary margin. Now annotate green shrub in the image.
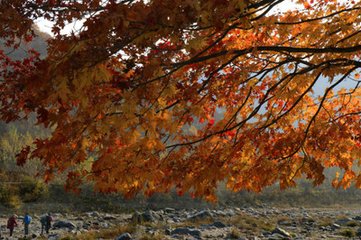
[19,176,48,202]
[5,194,23,209]
[346,221,359,227]
[0,184,22,209]
[340,229,356,238]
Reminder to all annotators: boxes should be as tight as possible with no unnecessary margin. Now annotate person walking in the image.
[7,214,17,237]
[40,213,52,235]
[23,212,32,236]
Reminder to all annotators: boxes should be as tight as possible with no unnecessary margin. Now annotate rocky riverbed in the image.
[1,206,361,239]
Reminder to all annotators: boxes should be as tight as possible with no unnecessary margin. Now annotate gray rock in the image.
[170,227,202,238]
[335,217,353,226]
[104,214,117,220]
[210,221,227,228]
[86,211,101,217]
[53,220,77,230]
[272,227,291,237]
[188,210,213,220]
[116,233,132,240]
[131,210,161,223]
[48,233,60,240]
[268,233,289,240]
[164,208,175,213]
[331,223,341,229]
[100,222,110,228]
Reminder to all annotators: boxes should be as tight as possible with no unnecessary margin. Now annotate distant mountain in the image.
[1,24,50,60]
[0,25,50,134]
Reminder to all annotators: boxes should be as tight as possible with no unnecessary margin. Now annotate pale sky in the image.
[35,1,301,36]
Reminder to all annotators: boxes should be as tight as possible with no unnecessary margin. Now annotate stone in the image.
[103,214,117,220]
[188,210,213,220]
[53,220,77,230]
[100,222,110,228]
[48,233,60,240]
[335,217,353,226]
[164,208,175,213]
[170,227,202,238]
[86,211,101,217]
[116,233,132,240]
[210,221,227,228]
[268,233,289,240]
[131,210,161,223]
[331,223,341,229]
[272,227,291,237]
[354,216,361,221]
[144,210,161,221]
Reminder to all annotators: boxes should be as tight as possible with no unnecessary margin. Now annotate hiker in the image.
[23,212,32,236]
[40,213,52,235]
[7,214,17,237]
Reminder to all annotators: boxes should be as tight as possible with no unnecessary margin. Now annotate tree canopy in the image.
[1,0,361,200]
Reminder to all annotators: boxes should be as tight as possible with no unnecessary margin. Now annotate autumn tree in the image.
[1,0,361,200]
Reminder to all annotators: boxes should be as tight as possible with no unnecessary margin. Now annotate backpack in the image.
[40,216,46,225]
[24,215,31,225]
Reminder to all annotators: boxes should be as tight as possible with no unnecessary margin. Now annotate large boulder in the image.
[164,208,175,213]
[53,220,77,230]
[272,227,291,237]
[188,210,213,220]
[103,214,117,220]
[170,227,202,239]
[335,217,353,226]
[210,221,227,228]
[116,233,132,240]
[131,210,161,223]
[47,233,61,240]
[354,216,361,221]
[86,211,101,217]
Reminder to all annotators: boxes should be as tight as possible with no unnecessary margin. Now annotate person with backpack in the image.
[7,214,17,237]
[40,213,52,235]
[23,213,32,236]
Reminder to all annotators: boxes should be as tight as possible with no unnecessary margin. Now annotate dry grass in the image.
[138,232,169,240]
[346,220,359,227]
[227,214,275,232]
[339,228,356,238]
[228,227,242,239]
[60,223,136,240]
[173,217,215,228]
[317,217,333,227]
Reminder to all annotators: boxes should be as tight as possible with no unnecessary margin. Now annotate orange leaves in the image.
[333,171,356,190]
[2,0,361,200]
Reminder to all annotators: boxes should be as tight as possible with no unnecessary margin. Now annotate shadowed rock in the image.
[53,220,77,230]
